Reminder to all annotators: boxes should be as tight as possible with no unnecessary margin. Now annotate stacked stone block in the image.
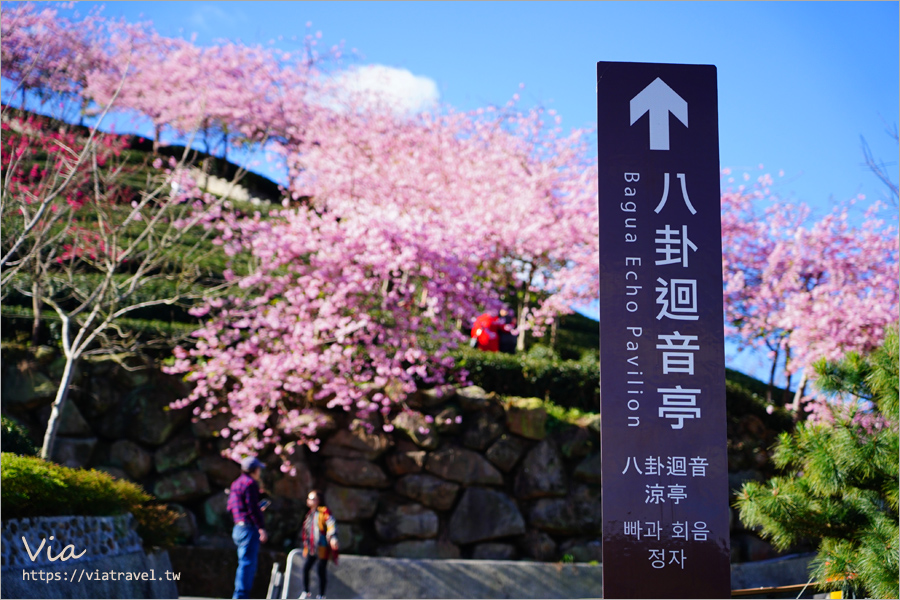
[1,347,781,562]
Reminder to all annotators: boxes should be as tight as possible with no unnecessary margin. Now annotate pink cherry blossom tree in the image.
[722,171,899,413]
[85,26,201,152]
[167,204,495,463]
[276,95,599,342]
[167,93,600,466]
[2,3,596,467]
[1,1,112,123]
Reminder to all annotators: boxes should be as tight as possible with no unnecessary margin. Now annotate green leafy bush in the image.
[543,399,598,433]
[1,453,180,547]
[129,503,181,547]
[1,415,38,456]
[451,347,599,412]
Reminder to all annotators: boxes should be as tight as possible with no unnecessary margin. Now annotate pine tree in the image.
[736,327,899,599]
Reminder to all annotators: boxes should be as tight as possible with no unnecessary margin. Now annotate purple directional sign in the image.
[597,62,731,599]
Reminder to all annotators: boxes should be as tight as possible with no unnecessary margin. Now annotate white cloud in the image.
[186,3,243,32]
[330,64,440,115]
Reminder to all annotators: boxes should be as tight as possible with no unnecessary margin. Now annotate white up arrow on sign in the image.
[629,77,688,151]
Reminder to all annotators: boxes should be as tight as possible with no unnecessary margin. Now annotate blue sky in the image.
[14,1,900,381]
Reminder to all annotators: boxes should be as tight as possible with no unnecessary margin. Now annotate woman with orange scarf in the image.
[299,490,339,599]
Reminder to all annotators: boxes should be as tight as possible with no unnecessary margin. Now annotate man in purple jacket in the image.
[227,456,268,599]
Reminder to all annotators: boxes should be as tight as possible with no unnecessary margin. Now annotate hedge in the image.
[450,349,796,421]
[1,453,180,547]
[451,346,599,412]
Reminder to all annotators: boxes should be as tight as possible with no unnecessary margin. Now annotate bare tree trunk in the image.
[152,124,160,154]
[788,371,808,419]
[516,304,528,352]
[782,348,794,406]
[31,279,43,347]
[39,350,77,461]
[516,267,534,353]
[766,347,779,404]
[783,372,793,405]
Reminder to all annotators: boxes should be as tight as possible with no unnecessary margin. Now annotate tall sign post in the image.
[597,62,731,598]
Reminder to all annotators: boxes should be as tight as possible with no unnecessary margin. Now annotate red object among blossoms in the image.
[471,313,500,352]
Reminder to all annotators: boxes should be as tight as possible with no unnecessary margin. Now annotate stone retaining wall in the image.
[2,514,142,569]
[0,514,178,599]
[2,348,786,563]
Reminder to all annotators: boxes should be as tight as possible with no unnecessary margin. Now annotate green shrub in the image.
[543,399,598,433]
[1,453,180,547]
[1,416,38,456]
[525,343,559,361]
[530,312,600,362]
[451,347,599,412]
[130,503,181,547]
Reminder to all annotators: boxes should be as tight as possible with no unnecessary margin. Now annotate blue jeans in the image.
[232,524,260,599]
